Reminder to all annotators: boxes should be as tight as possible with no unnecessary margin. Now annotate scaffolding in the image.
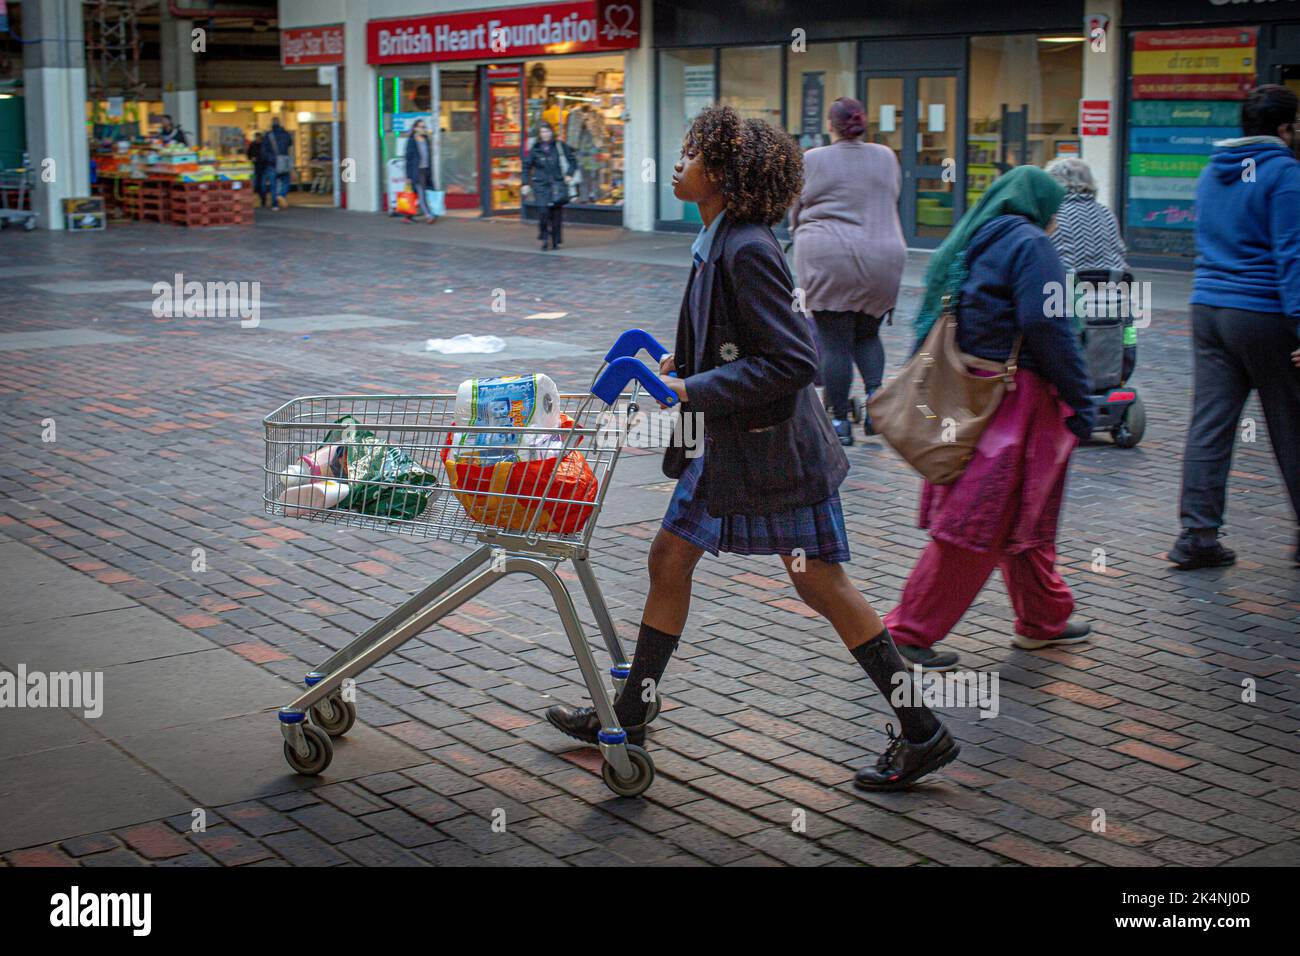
[84,0,146,119]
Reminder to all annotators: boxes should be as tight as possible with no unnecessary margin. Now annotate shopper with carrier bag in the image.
[872,166,1095,672]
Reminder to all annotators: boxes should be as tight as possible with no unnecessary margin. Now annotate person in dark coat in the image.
[546,105,959,792]
[261,118,293,210]
[522,121,576,250]
[402,119,438,224]
[248,132,273,208]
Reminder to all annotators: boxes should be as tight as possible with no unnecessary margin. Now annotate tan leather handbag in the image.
[867,295,1021,485]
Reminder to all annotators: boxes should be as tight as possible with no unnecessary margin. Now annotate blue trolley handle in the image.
[604,328,671,365]
[591,329,677,407]
[592,356,677,407]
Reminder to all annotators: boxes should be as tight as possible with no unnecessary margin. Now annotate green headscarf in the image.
[913,165,1066,340]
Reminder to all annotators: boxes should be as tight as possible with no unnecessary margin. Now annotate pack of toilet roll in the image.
[450,374,565,466]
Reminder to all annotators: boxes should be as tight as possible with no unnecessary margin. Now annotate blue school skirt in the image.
[661,455,851,563]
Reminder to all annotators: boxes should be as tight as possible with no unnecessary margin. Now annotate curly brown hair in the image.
[684,104,803,226]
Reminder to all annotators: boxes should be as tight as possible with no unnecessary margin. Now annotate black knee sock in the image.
[850,628,941,743]
[614,622,680,726]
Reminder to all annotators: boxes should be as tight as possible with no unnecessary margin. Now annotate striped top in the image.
[1050,193,1129,273]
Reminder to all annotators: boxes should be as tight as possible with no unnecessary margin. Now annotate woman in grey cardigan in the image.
[790,97,907,444]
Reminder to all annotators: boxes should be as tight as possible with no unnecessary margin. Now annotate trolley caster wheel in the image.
[1112,395,1146,448]
[283,724,333,776]
[601,744,655,798]
[311,695,357,737]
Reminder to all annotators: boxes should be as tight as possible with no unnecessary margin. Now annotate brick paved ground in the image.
[0,209,1297,867]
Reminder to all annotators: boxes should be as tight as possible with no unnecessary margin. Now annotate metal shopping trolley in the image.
[0,167,37,231]
[263,329,677,798]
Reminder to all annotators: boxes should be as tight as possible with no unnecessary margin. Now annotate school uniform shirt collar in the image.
[691,210,726,267]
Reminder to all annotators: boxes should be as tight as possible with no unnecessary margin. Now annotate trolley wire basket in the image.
[264,329,679,797]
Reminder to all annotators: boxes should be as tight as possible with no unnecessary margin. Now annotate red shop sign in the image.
[281,24,345,68]
[1079,99,1110,137]
[367,0,640,65]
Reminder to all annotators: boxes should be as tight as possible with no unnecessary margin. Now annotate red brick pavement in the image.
[0,218,1296,867]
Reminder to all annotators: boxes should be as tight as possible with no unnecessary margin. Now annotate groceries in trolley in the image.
[277,415,438,521]
[443,374,598,535]
[450,374,564,464]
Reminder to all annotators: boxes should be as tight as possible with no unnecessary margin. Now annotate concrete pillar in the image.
[1080,0,1123,213]
[21,0,89,231]
[160,4,200,146]
[622,0,655,231]
[343,12,378,212]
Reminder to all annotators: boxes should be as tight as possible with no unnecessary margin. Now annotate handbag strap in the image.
[942,292,1023,387]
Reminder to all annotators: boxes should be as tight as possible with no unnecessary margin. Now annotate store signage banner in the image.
[800,72,825,138]
[1128,99,1241,127]
[1129,125,1238,154]
[1128,175,1199,201]
[1128,153,1210,178]
[1131,26,1257,100]
[367,1,641,65]
[282,25,345,68]
[1128,198,1197,231]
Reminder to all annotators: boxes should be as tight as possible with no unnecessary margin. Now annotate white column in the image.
[1080,0,1123,213]
[160,4,199,146]
[22,0,89,230]
[343,12,378,212]
[621,0,655,231]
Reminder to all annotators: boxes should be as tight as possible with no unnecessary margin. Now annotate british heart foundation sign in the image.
[367,1,641,65]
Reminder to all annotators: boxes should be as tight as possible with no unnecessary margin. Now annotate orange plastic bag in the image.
[395,190,419,216]
[442,414,597,535]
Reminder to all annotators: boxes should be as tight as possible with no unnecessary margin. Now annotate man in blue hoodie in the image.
[1172,85,1300,570]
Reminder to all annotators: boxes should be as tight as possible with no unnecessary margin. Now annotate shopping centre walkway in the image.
[0,208,1296,866]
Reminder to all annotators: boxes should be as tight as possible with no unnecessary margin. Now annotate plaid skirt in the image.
[662,455,851,563]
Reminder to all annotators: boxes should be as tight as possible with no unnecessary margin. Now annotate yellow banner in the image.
[1133,48,1256,76]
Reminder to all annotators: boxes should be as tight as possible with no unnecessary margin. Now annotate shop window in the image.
[658,47,714,223]
[524,55,626,208]
[967,35,1083,207]
[438,69,479,205]
[785,42,855,149]
[720,46,782,126]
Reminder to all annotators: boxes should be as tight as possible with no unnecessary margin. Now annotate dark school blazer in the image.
[665,216,849,517]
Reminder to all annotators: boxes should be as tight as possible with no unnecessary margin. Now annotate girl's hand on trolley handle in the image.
[658,374,688,408]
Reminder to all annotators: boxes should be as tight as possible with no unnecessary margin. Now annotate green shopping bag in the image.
[322,416,438,521]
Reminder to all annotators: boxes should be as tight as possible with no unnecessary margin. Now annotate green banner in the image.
[1129,100,1241,128]
[1129,153,1210,178]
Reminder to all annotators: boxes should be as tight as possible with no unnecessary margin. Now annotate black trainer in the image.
[545,704,645,746]
[832,419,854,446]
[1169,529,1236,570]
[1013,619,1091,650]
[896,643,960,672]
[854,723,960,792]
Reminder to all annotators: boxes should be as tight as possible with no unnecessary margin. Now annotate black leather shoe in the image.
[897,643,960,671]
[854,723,960,792]
[545,704,645,746]
[1169,529,1236,570]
